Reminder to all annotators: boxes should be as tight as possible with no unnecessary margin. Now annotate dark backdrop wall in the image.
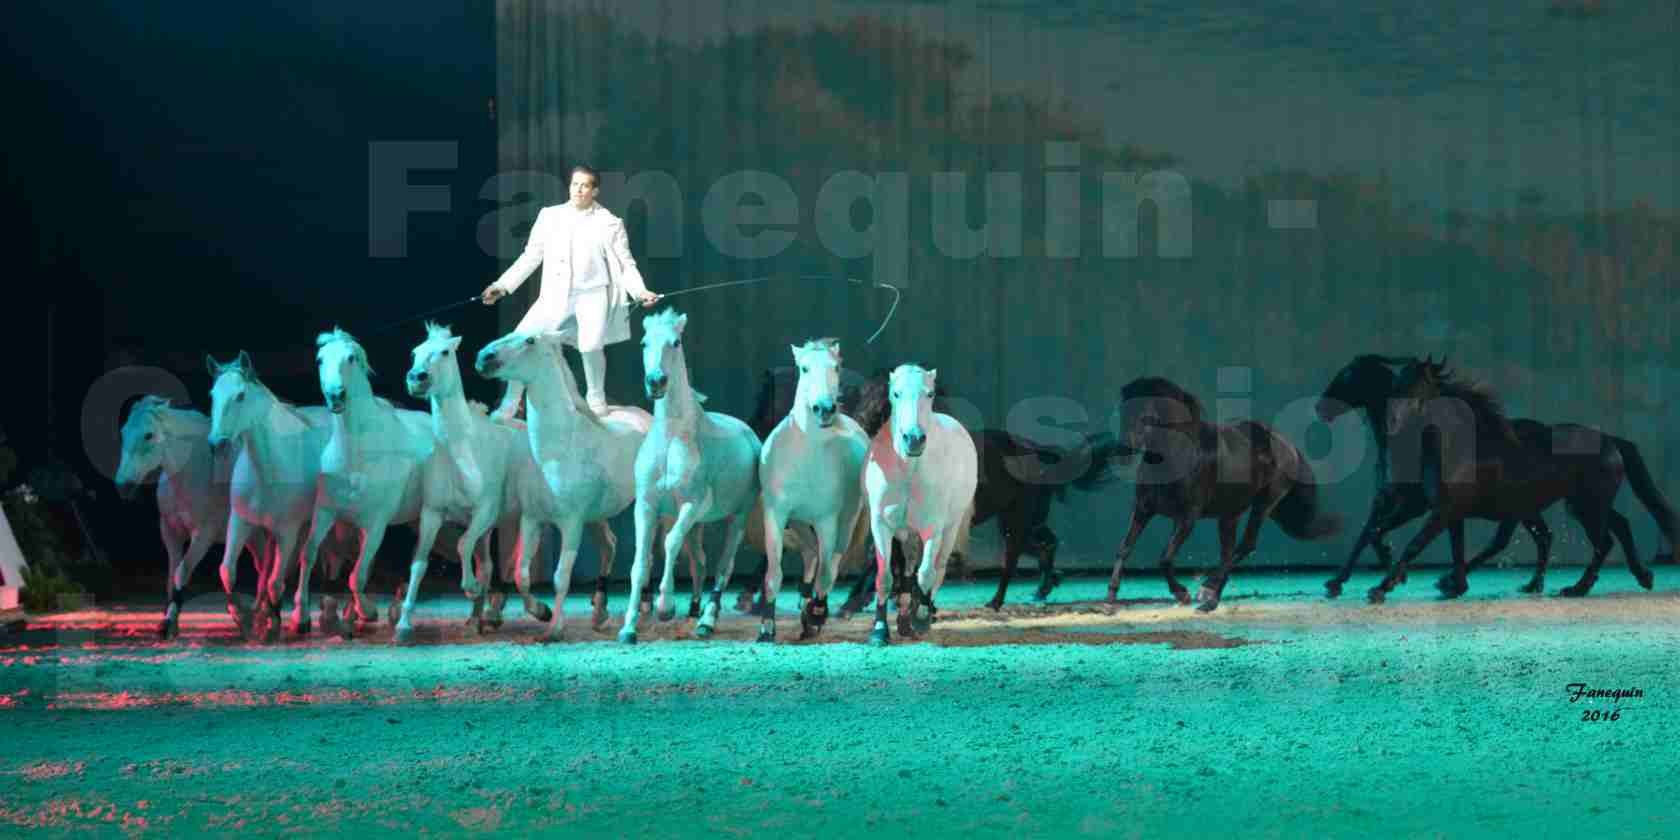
[495,0,1678,574]
[5,1,498,582]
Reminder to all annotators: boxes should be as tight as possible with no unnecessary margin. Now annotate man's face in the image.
[570,172,599,208]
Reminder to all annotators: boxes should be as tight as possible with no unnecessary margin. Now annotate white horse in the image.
[476,329,706,640]
[620,309,761,644]
[115,395,262,639]
[863,364,978,646]
[755,339,869,642]
[206,353,337,640]
[293,328,435,639]
[386,323,530,643]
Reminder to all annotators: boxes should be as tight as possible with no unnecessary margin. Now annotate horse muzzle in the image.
[405,373,430,397]
[645,374,669,400]
[812,402,837,428]
[900,430,927,457]
[115,481,138,501]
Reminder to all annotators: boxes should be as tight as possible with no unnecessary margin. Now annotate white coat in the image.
[491,203,652,352]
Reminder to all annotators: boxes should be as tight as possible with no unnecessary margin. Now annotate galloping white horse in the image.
[116,395,262,639]
[620,309,761,644]
[206,353,336,640]
[755,339,869,642]
[476,329,707,640]
[293,329,435,639]
[388,323,530,643]
[863,364,978,646]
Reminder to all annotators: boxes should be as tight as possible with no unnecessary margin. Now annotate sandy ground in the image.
[3,568,1677,838]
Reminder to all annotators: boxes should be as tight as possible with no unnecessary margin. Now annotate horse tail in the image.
[1271,456,1343,541]
[1069,432,1133,493]
[1612,435,1677,562]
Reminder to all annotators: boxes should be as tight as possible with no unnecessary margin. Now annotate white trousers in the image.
[497,347,607,413]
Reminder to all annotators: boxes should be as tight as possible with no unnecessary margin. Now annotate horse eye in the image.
[672,339,682,348]
[236,392,246,402]
[443,349,452,357]
[144,432,156,441]
[799,366,808,374]
[525,337,536,346]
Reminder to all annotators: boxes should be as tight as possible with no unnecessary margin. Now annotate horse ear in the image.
[237,351,255,376]
[205,354,220,378]
[676,313,688,331]
[926,368,938,387]
[447,336,463,351]
[789,344,801,360]
[828,341,842,361]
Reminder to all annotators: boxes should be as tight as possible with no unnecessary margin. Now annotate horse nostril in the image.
[413,372,429,382]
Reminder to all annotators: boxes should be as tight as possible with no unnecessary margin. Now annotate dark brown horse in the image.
[1315,354,1661,598]
[1376,357,1643,600]
[1108,377,1342,611]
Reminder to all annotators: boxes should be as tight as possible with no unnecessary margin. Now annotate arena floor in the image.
[3,568,1676,837]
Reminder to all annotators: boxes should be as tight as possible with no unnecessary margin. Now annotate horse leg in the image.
[294,507,340,638]
[986,518,1021,611]
[654,504,699,623]
[1442,519,1517,596]
[217,512,256,640]
[699,513,747,640]
[1030,524,1062,603]
[1518,517,1555,594]
[589,520,616,631]
[538,518,585,642]
[1106,506,1152,604]
[1370,511,1447,604]
[1156,519,1196,606]
[458,510,501,634]
[513,516,549,621]
[344,522,392,638]
[1606,509,1651,590]
[1327,489,1408,598]
[900,530,944,638]
[156,518,188,639]
[802,515,842,640]
[259,526,302,644]
[867,516,894,647]
[1559,499,1615,598]
[392,508,444,644]
[686,525,707,620]
[1441,519,1470,598]
[758,505,790,643]
[618,499,657,644]
[1194,514,1242,613]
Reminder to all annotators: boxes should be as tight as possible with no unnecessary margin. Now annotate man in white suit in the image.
[481,165,662,417]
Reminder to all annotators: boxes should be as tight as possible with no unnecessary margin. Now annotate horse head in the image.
[315,328,375,414]
[115,395,174,500]
[791,339,844,431]
[206,351,261,449]
[1386,355,1446,432]
[887,364,937,458]
[1318,355,1413,422]
[640,309,689,401]
[407,322,464,400]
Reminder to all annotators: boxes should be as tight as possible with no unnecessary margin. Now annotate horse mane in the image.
[1419,359,1518,443]
[1119,376,1204,424]
[642,308,686,335]
[853,367,955,437]
[423,321,454,343]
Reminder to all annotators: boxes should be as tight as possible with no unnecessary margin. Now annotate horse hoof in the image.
[157,619,177,640]
[393,625,414,645]
[1634,569,1655,590]
[538,630,565,644]
[1171,590,1192,607]
[656,605,677,623]
[291,617,312,637]
[1556,585,1590,598]
[1194,599,1219,613]
[1366,588,1387,605]
[733,591,757,614]
[693,623,714,640]
[617,628,638,645]
[528,602,553,623]
[868,624,890,647]
[388,585,406,625]
[485,592,507,628]
[985,597,1004,612]
[757,626,775,644]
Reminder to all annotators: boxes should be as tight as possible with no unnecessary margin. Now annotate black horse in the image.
[1320,355,1674,597]
[1375,357,1653,600]
[1108,376,1343,611]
